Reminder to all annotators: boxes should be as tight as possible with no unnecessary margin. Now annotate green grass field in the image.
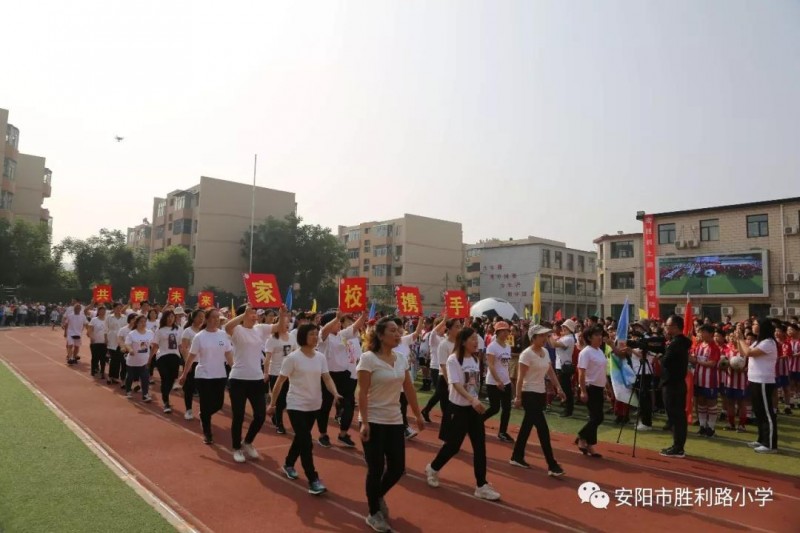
[660,274,763,296]
[413,385,800,477]
[0,363,174,533]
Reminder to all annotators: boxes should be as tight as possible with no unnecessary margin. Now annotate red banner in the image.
[642,214,660,320]
[444,290,469,319]
[339,277,367,313]
[167,287,186,305]
[129,286,149,304]
[197,291,215,309]
[396,286,423,316]
[243,273,282,308]
[92,284,112,304]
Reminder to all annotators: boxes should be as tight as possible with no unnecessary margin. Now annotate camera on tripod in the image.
[626,335,666,354]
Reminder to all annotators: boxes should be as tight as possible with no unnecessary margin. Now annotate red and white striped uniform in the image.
[694,342,721,388]
[775,341,791,377]
[727,366,748,390]
[717,343,733,388]
[789,338,800,373]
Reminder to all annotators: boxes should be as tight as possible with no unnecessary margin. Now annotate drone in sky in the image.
[114,135,124,142]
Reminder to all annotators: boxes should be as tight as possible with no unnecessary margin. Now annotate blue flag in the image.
[368,301,377,320]
[285,285,293,311]
[616,297,630,343]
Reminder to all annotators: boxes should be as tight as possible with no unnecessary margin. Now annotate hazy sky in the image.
[3,1,799,251]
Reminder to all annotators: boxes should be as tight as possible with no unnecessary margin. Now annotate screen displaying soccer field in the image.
[657,251,768,297]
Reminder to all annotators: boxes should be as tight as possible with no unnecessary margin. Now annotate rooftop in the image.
[593,232,643,244]
[636,197,800,220]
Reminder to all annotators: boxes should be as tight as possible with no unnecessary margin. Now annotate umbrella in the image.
[469,298,520,321]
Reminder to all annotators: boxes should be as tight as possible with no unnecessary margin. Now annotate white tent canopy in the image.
[469,298,519,321]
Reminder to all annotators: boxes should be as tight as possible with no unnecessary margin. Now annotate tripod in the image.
[615,351,653,457]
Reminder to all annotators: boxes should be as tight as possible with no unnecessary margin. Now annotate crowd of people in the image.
[14,298,799,532]
[0,301,62,327]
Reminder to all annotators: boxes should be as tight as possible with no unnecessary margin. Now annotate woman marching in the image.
[425,327,501,501]
[358,317,425,532]
[87,305,109,379]
[510,324,566,476]
[268,323,342,495]
[264,310,296,434]
[151,309,183,414]
[180,309,205,420]
[575,325,607,458]
[124,315,155,402]
[179,308,233,445]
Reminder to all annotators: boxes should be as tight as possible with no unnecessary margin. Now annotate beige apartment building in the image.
[338,214,463,308]
[1,108,52,228]
[143,176,296,294]
[126,221,152,252]
[594,232,644,319]
[637,197,800,321]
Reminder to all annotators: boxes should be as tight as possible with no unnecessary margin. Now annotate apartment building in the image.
[126,220,152,252]
[594,232,644,319]
[1,108,52,228]
[338,214,463,307]
[637,197,800,322]
[148,176,296,294]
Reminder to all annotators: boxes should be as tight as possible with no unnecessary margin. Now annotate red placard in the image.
[92,285,112,304]
[167,287,186,305]
[444,290,469,319]
[396,286,423,316]
[197,291,215,309]
[642,214,660,320]
[129,286,150,304]
[339,277,367,313]
[243,273,282,308]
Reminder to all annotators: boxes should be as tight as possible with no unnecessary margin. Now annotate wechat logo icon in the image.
[578,481,610,509]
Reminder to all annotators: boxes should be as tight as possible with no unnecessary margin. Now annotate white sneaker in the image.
[365,512,390,532]
[243,443,260,460]
[233,449,246,463]
[636,423,653,431]
[474,483,501,501]
[746,441,761,448]
[184,409,194,420]
[404,427,418,440]
[425,463,440,488]
[143,395,153,403]
[754,446,777,454]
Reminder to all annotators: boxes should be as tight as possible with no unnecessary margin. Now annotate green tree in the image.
[56,229,149,292]
[242,214,347,309]
[149,246,193,299]
[0,218,61,288]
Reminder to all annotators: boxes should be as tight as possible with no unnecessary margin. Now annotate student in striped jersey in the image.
[788,323,800,410]
[690,324,721,437]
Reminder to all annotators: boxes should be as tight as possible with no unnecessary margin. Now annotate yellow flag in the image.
[310,299,317,313]
[638,308,648,320]
[533,275,541,325]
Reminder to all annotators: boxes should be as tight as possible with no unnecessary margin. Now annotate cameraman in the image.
[630,320,655,431]
[659,315,691,458]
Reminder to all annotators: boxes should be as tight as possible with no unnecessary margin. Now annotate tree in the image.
[0,218,61,288]
[56,229,149,291]
[242,214,347,309]
[149,246,193,299]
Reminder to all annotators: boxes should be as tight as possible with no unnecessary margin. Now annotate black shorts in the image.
[417,356,430,368]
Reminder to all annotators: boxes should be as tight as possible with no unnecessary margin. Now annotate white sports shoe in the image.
[365,512,390,532]
[233,449,246,463]
[474,483,501,501]
[754,446,777,454]
[243,443,260,460]
[636,423,653,431]
[425,463,440,488]
[184,409,194,420]
[746,441,761,448]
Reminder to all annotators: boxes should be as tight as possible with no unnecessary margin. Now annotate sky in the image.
[3,0,799,252]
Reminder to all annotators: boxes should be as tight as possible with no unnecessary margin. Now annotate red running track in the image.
[1,328,797,532]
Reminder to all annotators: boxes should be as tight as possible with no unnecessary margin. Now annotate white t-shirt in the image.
[88,316,108,344]
[446,354,481,406]
[555,334,576,370]
[434,339,455,371]
[280,349,329,411]
[429,332,442,363]
[356,351,408,425]
[320,326,357,372]
[181,326,200,349]
[230,325,273,380]
[346,337,362,378]
[65,313,86,338]
[748,339,778,384]
[50,310,60,322]
[190,330,233,379]
[485,340,512,386]
[155,327,182,359]
[265,335,298,377]
[578,346,607,387]
[125,329,154,367]
[519,347,551,393]
[146,320,159,334]
[105,315,127,350]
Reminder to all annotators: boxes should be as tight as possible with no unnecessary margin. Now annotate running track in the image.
[1,328,797,533]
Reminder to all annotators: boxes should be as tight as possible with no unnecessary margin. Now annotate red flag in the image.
[683,294,694,337]
[339,277,367,313]
[92,284,112,304]
[396,286,423,317]
[129,286,149,304]
[197,291,215,309]
[444,290,469,319]
[243,273,283,308]
[554,309,563,322]
[167,287,186,305]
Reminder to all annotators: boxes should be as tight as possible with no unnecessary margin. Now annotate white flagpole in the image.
[249,154,257,274]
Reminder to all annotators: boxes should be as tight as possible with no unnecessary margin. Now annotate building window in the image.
[395,225,402,237]
[156,225,164,239]
[374,224,392,237]
[746,214,768,238]
[167,222,172,231]
[566,254,574,271]
[166,238,172,246]
[347,268,359,277]
[193,220,198,233]
[588,257,596,273]
[0,191,13,209]
[5,125,20,148]
[565,278,575,295]
[554,251,562,269]
[372,264,388,277]
[175,195,187,210]
[578,256,585,273]
[173,220,182,235]
[587,280,597,296]
[611,272,635,289]
[553,277,564,294]
[363,265,369,273]
[191,245,196,258]
[700,219,719,241]
[658,224,676,244]
[348,229,360,242]
[611,241,634,258]
[540,275,552,293]
[395,266,403,276]
[394,245,403,257]
[2,158,16,180]
[373,245,390,257]
[364,240,371,252]
[347,249,360,259]
[576,280,586,296]
[157,201,165,217]
[541,249,551,268]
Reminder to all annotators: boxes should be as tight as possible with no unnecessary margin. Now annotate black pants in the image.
[125,365,150,396]
[183,362,197,411]
[155,354,181,405]
[363,423,405,515]
[424,369,441,411]
[269,374,288,429]
[635,374,653,426]
[664,381,687,451]
[400,393,409,427]
[108,347,126,381]
[90,343,107,375]
[558,364,575,414]
[483,384,512,434]
[750,382,777,450]
[431,405,487,487]
[229,379,267,449]
[287,409,319,482]
[196,378,227,437]
[318,371,355,434]
[512,391,558,468]
[577,385,605,445]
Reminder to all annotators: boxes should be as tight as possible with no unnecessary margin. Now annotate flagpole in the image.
[249,154,257,274]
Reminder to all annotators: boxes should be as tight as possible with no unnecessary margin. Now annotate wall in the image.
[13,153,46,225]
[597,235,644,318]
[402,214,464,306]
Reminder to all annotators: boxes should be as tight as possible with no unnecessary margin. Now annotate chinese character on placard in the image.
[445,290,469,319]
[93,284,112,304]
[197,291,215,308]
[339,277,367,313]
[243,273,283,308]
[167,287,186,305]
[129,287,150,304]
[396,286,422,316]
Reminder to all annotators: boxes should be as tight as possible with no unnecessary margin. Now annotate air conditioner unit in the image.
[786,307,800,316]
[675,305,685,315]
[784,226,799,236]
[687,239,699,248]
[692,305,701,314]
[787,291,800,301]
[675,240,687,249]
[769,307,784,317]
[456,275,463,282]
[786,273,800,283]
[721,306,734,316]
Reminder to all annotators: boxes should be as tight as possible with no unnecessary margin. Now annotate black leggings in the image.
[363,423,405,515]
[578,385,605,445]
[512,391,557,468]
[229,379,267,449]
[269,375,288,428]
[287,409,319,482]
[90,343,107,375]
[318,371,355,434]
[195,378,227,437]
[483,384,512,434]
[183,362,197,411]
[155,353,181,405]
[750,382,778,450]
[431,405,487,486]
[558,365,575,414]
[108,347,126,381]
[424,369,442,411]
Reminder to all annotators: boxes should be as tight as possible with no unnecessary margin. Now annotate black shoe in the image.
[318,435,332,448]
[509,457,531,469]
[784,407,793,415]
[337,434,356,448]
[660,447,685,458]
[547,464,565,477]
[133,385,141,392]
[276,426,286,435]
[697,426,707,436]
[421,409,432,423]
[498,432,515,443]
[705,428,716,438]
[203,434,213,445]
